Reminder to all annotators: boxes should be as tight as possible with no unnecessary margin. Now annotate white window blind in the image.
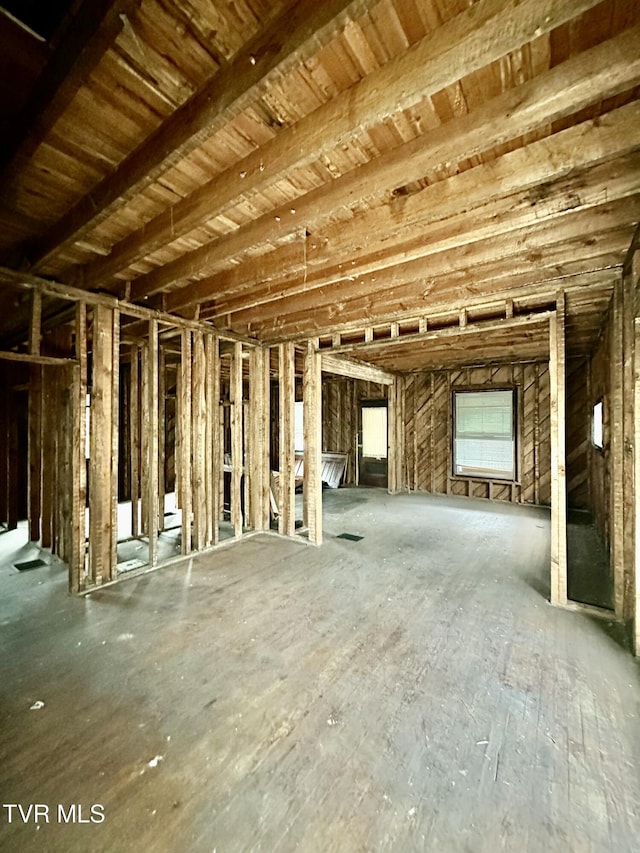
[454,390,514,480]
[362,406,387,458]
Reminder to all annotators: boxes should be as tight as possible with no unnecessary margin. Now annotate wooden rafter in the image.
[147,25,640,310]
[26,0,379,272]
[110,0,611,301]
[0,0,142,180]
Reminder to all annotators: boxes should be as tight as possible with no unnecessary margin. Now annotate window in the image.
[454,389,515,480]
[592,400,603,449]
[362,406,387,458]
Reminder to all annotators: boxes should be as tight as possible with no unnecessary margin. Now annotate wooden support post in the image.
[206,333,220,545]
[231,342,244,538]
[192,331,207,550]
[550,294,568,606]
[28,290,43,541]
[29,290,41,355]
[303,341,322,544]
[146,320,159,567]
[28,365,42,542]
[110,309,120,575]
[69,302,87,592]
[248,346,269,532]
[140,342,149,535]
[88,304,116,585]
[130,343,140,537]
[157,345,166,531]
[180,329,192,555]
[279,342,296,536]
[40,367,54,545]
[622,263,636,625]
[610,277,626,618]
[388,376,403,494]
[634,314,640,655]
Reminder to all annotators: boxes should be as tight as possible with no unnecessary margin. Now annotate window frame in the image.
[452,386,517,482]
[592,398,604,451]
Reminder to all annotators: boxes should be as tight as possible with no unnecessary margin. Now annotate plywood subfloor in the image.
[0,489,639,852]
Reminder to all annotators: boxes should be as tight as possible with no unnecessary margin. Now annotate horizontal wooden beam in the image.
[324,311,554,357]
[207,137,640,321]
[27,0,377,272]
[227,199,636,337]
[0,350,77,366]
[139,22,640,309]
[321,352,395,385]
[0,266,258,344]
[0,0,142,181]
[126,0,608,301]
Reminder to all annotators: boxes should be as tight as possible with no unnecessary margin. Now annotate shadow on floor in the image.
[567,508,613,611]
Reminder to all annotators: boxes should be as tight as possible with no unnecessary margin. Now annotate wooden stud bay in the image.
[192,331,207,551]
[231,342,244,539]
[180,329,193,556]
[303,341,322,544]
[147,319,159,568]
[279,342,296,537]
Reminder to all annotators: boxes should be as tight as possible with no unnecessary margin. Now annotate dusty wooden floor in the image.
[1,488,639,852]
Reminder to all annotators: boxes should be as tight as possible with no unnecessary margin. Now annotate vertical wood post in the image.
[388,375,403,494]
[279,342,296,536]
[88,304,116,585]
[28,365,42,542]
[303,341,322,544]
[130,343,140,537]
[633,315,640,656]
[610,278,626,617]
[231,342,244,538]
[158,345,166,531]
[207,333,221,545]
[146,319,159,567]
[550,293,568,606]
[192,331,207,550]
[630,246,640,656]
[110,310,120,574]
[622,264,636,625]
[70,303,87,592]
[180,328,192,555]
[27,291,42,542]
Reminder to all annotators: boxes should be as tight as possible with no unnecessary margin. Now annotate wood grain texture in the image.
[1,488,639,851]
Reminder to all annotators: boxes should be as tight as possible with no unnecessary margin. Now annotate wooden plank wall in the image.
[566,357,590,510]
[321,378,388,485]
[402,363,553,505]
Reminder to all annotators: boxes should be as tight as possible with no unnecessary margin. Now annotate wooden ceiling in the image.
[0,0,638,372]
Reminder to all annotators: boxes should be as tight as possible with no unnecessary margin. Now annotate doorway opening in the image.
[358,400,388,488]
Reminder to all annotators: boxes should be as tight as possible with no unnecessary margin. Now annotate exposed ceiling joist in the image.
[0,0,142,181]
[25,0,378,272]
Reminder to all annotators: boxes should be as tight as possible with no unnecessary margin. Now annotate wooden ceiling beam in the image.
[107,0,608,301]
[0,0,142,181]
[210,179,640,328]
[325,311,554,357]
[231,219,630,339]
[157,25,640,309]
[203,129,640,319]
[25,0,379,273]
[320,353,395,385]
